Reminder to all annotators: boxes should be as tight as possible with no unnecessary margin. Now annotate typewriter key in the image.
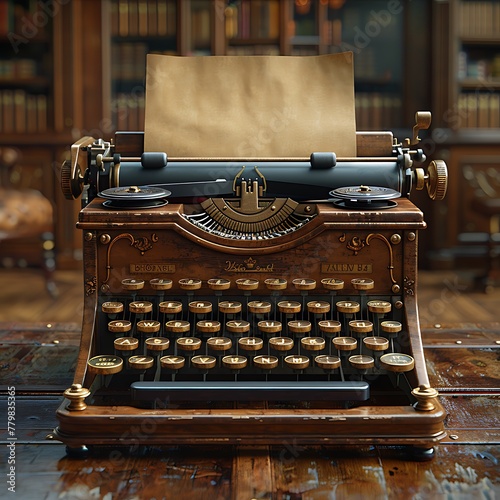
[88,355,123,375]
[258,320,282,334]
[315,355,341,370]
[318,320,342,334]
[363,336,389,351]
[114,337,139,351]
[348,354,375,370]
[321,278,344,290]
[178,278,202,290]
[284,355,310,370]
[236,278,259,291]
[380,353,415,372]
[150,278,173,290]
[248,300,272,315]
[145,337,170,351]
[380,320,402,334]
[176,337,202,351]
[336,301,360,314]
[332,337,357,351]
[222,355,247,370]
[197,320,221,334]
[129,355,154,370]
[160,301,183,315]
[301,337,326,351]
[207,278,231,291]
[367,300,392,314]
[307,300,331,314]
[253,355,279,370]
[108,320,132,333]
[288,320,312,335]
[102,301,124,314]
[277,300,301,314]
[292,278,316,291]
[238,337,264,351]
[122,279,144,291]
[189,300,213,314]
[207,336,232,351]
[226,320,250,334]
[137,320,161,333]
[160,355,185,370]
[191,355,217,370]
[269,337,294,351]
[264,278,287,291]
[165,320,190,333]
[351,278,375,291]
[349,320,373,334]
[129,301,153,314]
[219,301,242,315]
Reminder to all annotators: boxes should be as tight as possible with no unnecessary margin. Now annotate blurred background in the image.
[0,0,499,323]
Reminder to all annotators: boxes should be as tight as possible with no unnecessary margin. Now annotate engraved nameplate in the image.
[130,264,176,274]
[321,263,372,273]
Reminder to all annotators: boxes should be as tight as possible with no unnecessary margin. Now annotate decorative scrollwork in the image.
[102,233,158,285]
[85,275,97,296]
[404,276,415,295]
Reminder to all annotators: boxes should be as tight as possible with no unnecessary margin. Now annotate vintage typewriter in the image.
[52,103,448,457]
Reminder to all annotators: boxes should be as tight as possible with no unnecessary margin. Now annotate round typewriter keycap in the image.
[315,355,341,370]
[108,320,132,333]
[301,337,326,351]
[248,300,272,314]
[222,355,247,370]
[321,278,344,290]
[191,355,217,370]
[176,337,202,351]
[253,355,279,370]
[269,336,294,351]
[149,278,173,290]
[363,336,389,351]
[160,355,185,370]
[277,300,301,314]
[288,320,312,334]
[336,301,360,314]
[88,355,123,375]
[114,337,139,351]
[197,320,221,334]
[121,278,144,291]
[159,301,183,315]
[380,353,415,372]
[367,300,392,314]
[207,336,232,351]
[102,301,124,314]
[318,320,342,334]
[332,336,357,351]
[178,278,202,290]
[145,337,170,351]
[284,355,310,370]
[307,300,331,314]
[165,320,190,333]
[129,301,153,314]
[380,320,402,334]
[292,278,316,291]
[238,337,264,351]
[235,279,259,290]
[219,301,242,314]
[258,320,282,334]
[137,320,161,333]
[349,320,373,334]
[129,355,154,370]
[189,300,213,314]
[207,278,231,291]
[264,278,287,290]
[226,320,250,334]
[348,354,375,370]
[351,278,375,290]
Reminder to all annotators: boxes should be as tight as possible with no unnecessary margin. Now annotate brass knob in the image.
[60,159,84,200]
[426,160,448,201]
[64,384,90,411]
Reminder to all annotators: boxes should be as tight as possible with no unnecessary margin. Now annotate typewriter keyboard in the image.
[89,277,416,407]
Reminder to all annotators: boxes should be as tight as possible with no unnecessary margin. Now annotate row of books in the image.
[0,58,38,79]
[111,0,177,38]
[458,51,500,80]
[456,92,500,128]
[111,43,149,82]
[355,93,402,131]
[225,0,280,40]
[0,90,47,133]
[459,1,500,37]
[0,0,49,38]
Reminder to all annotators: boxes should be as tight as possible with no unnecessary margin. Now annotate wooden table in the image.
[1,322,499,498]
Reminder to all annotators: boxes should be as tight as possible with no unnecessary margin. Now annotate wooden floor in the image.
[0,267,499,325]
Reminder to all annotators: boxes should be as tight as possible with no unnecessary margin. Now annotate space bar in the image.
[131,380,370,402]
